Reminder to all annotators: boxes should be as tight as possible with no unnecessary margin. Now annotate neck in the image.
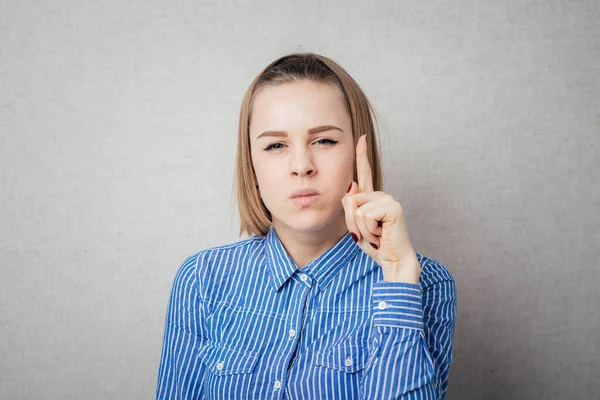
[272,211,348,269]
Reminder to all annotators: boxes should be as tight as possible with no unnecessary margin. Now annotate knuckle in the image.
[341,196,352,208]
[394,201,404,213]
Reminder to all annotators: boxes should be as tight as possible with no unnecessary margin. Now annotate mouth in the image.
[290,187,321,208]
[291,194,320,207]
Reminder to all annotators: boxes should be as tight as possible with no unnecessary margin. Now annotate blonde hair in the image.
[234,52,384,237]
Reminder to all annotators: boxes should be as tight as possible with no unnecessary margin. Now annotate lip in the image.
[290,188,321,208]
[290,188,320,198]
[291,194,320,207]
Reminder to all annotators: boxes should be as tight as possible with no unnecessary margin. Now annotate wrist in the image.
[381,258,421,284]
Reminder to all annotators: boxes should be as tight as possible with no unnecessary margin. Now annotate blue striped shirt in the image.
[157,226,457,399]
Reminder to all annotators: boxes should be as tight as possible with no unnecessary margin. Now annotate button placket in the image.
[287,283,312,372]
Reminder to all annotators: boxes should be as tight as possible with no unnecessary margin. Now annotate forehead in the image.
[249,80,349,138]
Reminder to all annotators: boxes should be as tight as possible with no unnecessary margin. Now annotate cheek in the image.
[252,155,281,187]
[327,149,355,176]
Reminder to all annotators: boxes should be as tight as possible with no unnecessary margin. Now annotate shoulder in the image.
[415,252,456,289]
[196,235,263,269]
[173,235,264,287]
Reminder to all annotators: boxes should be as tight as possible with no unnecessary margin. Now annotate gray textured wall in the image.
[1,1,598,399]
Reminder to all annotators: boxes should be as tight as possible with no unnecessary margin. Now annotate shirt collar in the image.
[264,225,360,292]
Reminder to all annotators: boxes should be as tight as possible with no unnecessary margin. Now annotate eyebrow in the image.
[256,125,343,139]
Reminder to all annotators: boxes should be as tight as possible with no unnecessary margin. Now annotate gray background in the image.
[1,1,598,399]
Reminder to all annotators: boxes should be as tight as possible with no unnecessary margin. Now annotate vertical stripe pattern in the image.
[157,226,457,399]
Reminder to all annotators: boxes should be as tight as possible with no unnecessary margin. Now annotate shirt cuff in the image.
[372,281,424,331]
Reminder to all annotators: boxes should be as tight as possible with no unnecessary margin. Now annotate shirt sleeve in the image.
[156,254,206,399]
[360,268,457,399]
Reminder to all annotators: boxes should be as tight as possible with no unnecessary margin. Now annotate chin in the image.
[291,220,329,233]
[276,208,341,233]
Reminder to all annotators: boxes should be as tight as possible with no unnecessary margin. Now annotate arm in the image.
[360,268,457,399]
[156,254,206,399]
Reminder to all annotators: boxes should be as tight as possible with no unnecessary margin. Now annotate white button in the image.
[289,328,297,338]
[299,274,308,282]
[345,358,353,367]
[274,380,282,389]
[378,301,387,310]
[216,362,224,371]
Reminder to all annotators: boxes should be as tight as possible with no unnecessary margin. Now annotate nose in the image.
[290,147,316,178]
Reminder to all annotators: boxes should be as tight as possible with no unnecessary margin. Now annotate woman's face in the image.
[249,80,355,233]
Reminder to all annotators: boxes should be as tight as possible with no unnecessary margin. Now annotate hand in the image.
[342,135,421,283]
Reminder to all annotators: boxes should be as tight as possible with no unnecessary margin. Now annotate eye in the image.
[263,139,338,152]
[315,138,338,146]
[264,143,285,151]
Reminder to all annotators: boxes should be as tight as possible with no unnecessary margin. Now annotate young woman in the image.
[156,53,457,400]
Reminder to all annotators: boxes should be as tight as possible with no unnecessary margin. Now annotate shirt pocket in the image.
[198,343,259,376]
[315,338,370,374]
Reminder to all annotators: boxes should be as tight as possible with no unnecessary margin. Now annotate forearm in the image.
[360,279,455,399]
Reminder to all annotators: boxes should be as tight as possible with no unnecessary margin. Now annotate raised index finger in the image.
[356,134,374,193]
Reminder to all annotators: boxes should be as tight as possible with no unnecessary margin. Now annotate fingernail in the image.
[370,242,378,249]
[347,183,352,193]
[351,233,358,242]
